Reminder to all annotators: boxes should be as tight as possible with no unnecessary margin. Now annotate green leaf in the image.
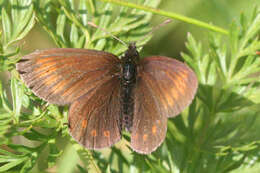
[0,157,27,172]
[0,147,36,172]
[1,8,12,46]
[0,81,12,114]
[10,76,24,121]
[22,129,48,142]
[1,0,35,50]
[47,139,62,168]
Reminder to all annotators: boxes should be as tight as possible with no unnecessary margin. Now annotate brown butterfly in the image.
[16,43,198,154]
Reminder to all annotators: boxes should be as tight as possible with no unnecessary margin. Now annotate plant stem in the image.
[98,0,229,35]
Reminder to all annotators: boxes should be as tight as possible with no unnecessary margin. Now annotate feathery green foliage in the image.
[0,0,260,172]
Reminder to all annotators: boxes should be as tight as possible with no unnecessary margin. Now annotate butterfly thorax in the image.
[120,43,139,132]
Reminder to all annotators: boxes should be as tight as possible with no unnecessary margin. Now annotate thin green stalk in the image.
[98,0,229,35]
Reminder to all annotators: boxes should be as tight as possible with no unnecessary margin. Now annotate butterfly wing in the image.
[68,76,121,149]
[137,56,198,117]
[131,56,198,154]
[16,48,121,105]
[131,77,168,154]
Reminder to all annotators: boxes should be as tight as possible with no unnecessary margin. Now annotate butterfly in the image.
[16,42,198,154]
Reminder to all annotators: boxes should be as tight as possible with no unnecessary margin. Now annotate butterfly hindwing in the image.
[131,75,168,154]
[68,77,122,149]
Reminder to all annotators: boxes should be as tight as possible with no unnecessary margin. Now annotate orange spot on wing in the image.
[91,130,97,137]
[152,126,157,134]
[81,119,87,129]
[104,130,110,137]
[143,134,148,141]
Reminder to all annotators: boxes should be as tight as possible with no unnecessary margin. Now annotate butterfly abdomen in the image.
[120,60,137,132]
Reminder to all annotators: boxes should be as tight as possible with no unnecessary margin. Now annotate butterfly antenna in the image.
[148,19,172,36]
[138,19,172,45]
[87,21,128,47]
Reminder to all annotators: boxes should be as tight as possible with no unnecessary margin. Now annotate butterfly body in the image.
[120,43,139,132]
[16,43,198,154]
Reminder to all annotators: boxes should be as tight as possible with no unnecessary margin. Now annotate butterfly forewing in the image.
[16,48,121,105]
[138,56,198,117]
[68,76,121,149]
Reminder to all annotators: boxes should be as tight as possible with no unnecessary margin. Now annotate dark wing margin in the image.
[68,77,121,149]
[16,48,121,105]
[137,56,198,118]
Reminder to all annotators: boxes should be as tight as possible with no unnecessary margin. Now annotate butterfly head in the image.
[122,42,140,64]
